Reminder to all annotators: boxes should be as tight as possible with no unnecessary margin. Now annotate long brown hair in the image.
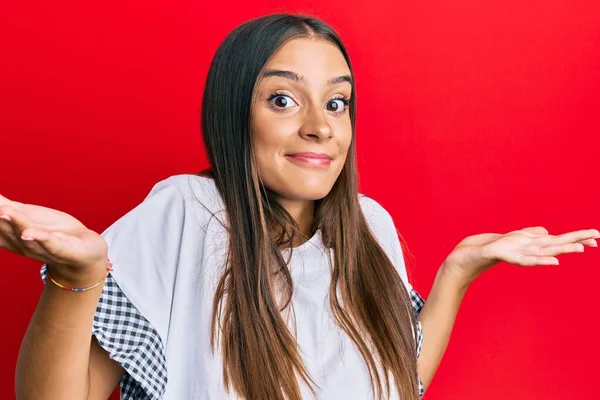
[200,13,420,400]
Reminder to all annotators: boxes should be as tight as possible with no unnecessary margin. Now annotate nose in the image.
[298,105,334,141]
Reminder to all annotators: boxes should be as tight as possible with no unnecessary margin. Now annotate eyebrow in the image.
[261,69,353,87]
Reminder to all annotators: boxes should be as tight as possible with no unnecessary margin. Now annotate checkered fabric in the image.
[411,289,426,397]
[41,265,167,400]
[41,264,426,399]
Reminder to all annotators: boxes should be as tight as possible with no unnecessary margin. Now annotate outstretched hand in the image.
[443,226,600,287]
[0,193,108,270]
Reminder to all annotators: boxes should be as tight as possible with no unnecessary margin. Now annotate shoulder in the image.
[358,193,396,235]
[148,174,219,202]
[146,173,225,216]
[103,174,224,239]
[358,194,412,288]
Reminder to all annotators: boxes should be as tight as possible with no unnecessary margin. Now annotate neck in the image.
[274,197,315,246]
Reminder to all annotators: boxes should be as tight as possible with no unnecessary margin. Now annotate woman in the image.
[5,13,598,400]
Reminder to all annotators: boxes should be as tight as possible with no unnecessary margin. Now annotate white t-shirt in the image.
[41,174,424,399]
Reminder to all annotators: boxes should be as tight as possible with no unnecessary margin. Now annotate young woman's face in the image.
[251,37,353,202]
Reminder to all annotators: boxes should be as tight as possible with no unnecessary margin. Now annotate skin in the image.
[416,227,598,391]
[3,37,599,399]
[251,37,353,239]
[250,37,600,392]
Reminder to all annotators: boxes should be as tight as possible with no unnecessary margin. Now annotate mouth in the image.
[284,152,333,168]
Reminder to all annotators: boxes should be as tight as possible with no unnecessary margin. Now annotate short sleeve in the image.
[40,176,192,399]
[40,266,167,399]
[358,195,426,397]
[358,194,426,310]
[414,290,425,397]
[101,177,188,343]
[358,195,417,292]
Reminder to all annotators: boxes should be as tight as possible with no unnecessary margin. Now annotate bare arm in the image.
[416,263,467,393]
[15,264,125,400]
[0,194,127,399]
[415,227,599,394]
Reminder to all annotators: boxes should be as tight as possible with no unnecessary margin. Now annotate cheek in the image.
[251,108,298,171]
[334,118,353,155]
[252,104,303,142]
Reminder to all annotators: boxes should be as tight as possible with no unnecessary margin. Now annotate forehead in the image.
[263,37,351,83]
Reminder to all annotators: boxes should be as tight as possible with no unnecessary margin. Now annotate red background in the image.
[1,1,599,399]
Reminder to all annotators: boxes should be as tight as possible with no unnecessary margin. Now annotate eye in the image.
[269,94,296,109]
[326,98,350,114]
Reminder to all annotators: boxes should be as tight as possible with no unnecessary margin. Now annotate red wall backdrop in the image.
[1,1,599,399]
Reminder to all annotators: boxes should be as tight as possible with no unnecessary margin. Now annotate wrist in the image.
[46,260,110,289]
[438,261,473,295]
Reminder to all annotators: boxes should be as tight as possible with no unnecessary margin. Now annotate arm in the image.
[7,178,186,400]
[415,226,599,394]
[15,264,124,400]
[415,262,467,393]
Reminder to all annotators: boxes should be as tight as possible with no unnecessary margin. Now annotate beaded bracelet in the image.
[46,259,113,293]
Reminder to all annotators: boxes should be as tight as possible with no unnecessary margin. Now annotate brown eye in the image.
[326,99,347,113]
[269,95,295,109]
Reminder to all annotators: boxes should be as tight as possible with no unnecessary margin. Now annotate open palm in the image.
[0,194,107,269]
[444,226,599,286]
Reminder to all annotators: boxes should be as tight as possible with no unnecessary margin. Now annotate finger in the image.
[518,254,560,266]
[536,243,585,256]
[12,227,59,260]
[0,235,17,252]
[578,238,598,247]
[0,215,13,235]
[0,213,21,250]
[3,206,33,237]
[0,205,38,249]
[540,229,600,246]
[26,229,67,256]
[32,230,87,263]
[0,213,38,255]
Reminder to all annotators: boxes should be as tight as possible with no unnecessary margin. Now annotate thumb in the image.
[458,233,501,246]
[26,229,83,262]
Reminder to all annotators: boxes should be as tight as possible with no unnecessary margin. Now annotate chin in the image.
[284,182,335,201]
[296,189,331,201]
[262,170,341,201]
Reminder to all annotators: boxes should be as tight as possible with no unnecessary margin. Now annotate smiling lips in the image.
[285,152,332,167]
